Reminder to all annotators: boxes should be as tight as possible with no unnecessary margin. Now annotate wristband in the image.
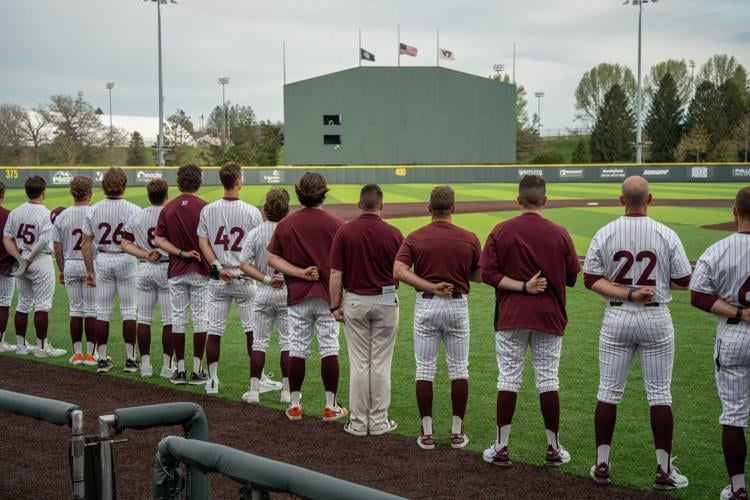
[263,275,272,285]
[521,281,528,294]
[330,305,341,313]
[736,307,744,321]
[627,289,634,302]
[179,250,184,259]
[212,260,223,270]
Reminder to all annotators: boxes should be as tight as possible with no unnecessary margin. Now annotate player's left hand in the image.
[333,308,344,322]
[219,268,234,283]
[58,271,65,284]
[525,271,547,295]
[183,249,202,261]
[631,286,655,303]
[270,275,285,288]
[85,272,96,287]
[742,308,750,324]
[146,250,160,263]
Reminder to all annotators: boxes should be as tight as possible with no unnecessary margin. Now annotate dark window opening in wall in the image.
[324,134,342,145]
[324,114,342,125]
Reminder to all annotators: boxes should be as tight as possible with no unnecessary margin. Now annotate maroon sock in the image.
[162,325,173,357]
[122,320,137,351]
[280,350,289,378]
[70,317,83,344]
[244,331,253,356]
[497,391,517,427]
[288,356,306,393]
[650,405,673,454]
[416,380,433,418]
[14,312,28,343]
[173,332,185,364]
[539,391,560,434]
[193,331,207,365]
[97,320,110,347]
[84,317,96,346]
[136,324,151,357]
[451,379,469,419]
[0,306,9,339]
[34,312,48,341]
[723,425,747,477]
[595,401,618,448]
[320,355,339,394]
[250,351,265,379]
[205,334,221,365]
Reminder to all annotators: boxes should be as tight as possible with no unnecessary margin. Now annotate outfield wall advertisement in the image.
[2,164,750,188]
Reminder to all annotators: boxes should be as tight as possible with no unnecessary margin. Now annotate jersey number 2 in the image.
[72,228,83,251]
[214,226,244,252]
[613,250,657,286]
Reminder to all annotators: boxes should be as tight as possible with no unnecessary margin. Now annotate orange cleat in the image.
[82,354,98,367]
[69,353,84,366]
[286,405,303,421]
[323,403,348,422]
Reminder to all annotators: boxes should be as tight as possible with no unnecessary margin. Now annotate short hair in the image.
[219,162,242,190]
[295,172,329,208]
[177,164,202,193]
[70,176,93,202]
[25,176,46,199]
[147,178,169,205]
[736,186,750,219]
[264,188,290,222]
[359,184,383,211]
[430,185,455,216]
[518,175,546,208]
[102,167,127,197]
[0,181,5,199]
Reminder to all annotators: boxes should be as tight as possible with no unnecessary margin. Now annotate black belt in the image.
[610,301,660,307]
[98,250,123,254]
[422,292,463,300]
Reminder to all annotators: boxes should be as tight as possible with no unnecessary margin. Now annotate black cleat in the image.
[123,358,139,373]
[188,371,208,385]
[170,371,187,385]
[96,358,114,373]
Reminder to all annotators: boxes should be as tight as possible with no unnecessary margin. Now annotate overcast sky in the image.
[2,0,749,132]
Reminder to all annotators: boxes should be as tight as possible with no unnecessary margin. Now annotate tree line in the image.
[0,93,284,166]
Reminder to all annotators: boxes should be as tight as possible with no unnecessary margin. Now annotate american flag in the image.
[399,43,418,57]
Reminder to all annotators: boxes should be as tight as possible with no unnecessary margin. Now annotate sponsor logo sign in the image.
[262,169,281,184]
[733,168,750,178]
[643,168,670,177]
[600,168,626,179]
[93,171,105,182]
[136,170,163,183]
[395,167,407,177]
[518,169,543,178]
[559,168,584,179]
[690,166,709,179]
[52,171,74,185]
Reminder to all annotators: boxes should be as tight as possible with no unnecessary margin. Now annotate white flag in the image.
[439,48,455,60]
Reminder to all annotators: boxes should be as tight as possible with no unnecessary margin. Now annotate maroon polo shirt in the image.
[0,207,9,260]
[395,220,481,295]
[329,212,404,295]
[155,193,209,278]
[267,207,344,305]
[480,212,580,336]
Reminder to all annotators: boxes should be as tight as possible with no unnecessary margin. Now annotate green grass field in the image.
[0,182,746,499]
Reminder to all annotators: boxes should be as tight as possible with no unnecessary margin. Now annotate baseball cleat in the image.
[545,445,571,467]
[653,461,688,490]
[417,427,436,450]
[69,353,84,365]
[96,358,114,373]
[170,371,187,385]
[483,443,512,467]
[722,485,749,500]
[241,389,260,404]
[280,389,291,404]
[15,344,34,356]
[323,403,348,421]
[188,371,208,385]
[82,354,98,366]
[0,341,16,353]
[450,430,469,449]
[205,377,219,395]
[590,462,611,485]
[369,420,398,436]
[123,359,139,373]
[343,422,368,437]
[159,365,176,379]
[34,342,66,358]
[140,362,153,378]
[259,372,282,393]
[286,405,303,420]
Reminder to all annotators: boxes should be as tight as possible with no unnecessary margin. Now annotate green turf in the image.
[0,182,746,499]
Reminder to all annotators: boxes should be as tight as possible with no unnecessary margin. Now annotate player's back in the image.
[87,198,140,253]
[199,198,262,268]
[695,232,750,309]
[591,216,690,303]
[245,220,278,276]
[54,205,90,260]
[5,202,53,257]
[127,205,166,258]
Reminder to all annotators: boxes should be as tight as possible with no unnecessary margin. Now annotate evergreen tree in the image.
[571,137,592,163]
[126,131,148,166]
[645,73,684,162]
[686,81,722,146]
[589,84,635,163]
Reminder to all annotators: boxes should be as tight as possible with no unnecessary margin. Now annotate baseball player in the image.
[154,164,209,386]
[53,176,98,366]
[239,188,291,404]
[267,172,347,421]
[583,176,691,490]
[331,184,404,436]
[480,175,579,468]
[394,185,481,449]
[197,163,262,395]
[82,167,140,374]
[0,182,16,353]
[691,186,750,500]
[2,176,64,357]
[120,178,174,379]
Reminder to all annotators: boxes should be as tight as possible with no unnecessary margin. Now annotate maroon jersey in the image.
[267,207,344,305]
[329,213,404,295]
[395,220,481,295]
[480,212,580,336]
[0,207,9,260]
[155,193,209,278]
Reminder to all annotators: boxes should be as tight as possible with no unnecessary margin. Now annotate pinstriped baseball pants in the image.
[168,272,209,334]
[137,262,171,326]
[95,253,137,322]
[0,275,14,308]
[252,284,289,352]
[413,293,470,381]
[207,277,254,336]
[16,256,55,314]
[496,329,562,393]
[288,297,340,359]
[715,328,750,427]
[64,260,95,318]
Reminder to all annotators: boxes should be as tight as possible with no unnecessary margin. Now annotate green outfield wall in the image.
[1,164,750,189]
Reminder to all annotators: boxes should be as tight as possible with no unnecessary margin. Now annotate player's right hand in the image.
[85,272,96,287]
[742,308,750,324]
[631,286,655,303]
[302,266,319,281]
[146,250,160,263]
[270,275,285,288]
[183,250,202,261]
[58,272,65,284]
[333,308,344,323]
[432,282,454,297]
[526,271,548,295]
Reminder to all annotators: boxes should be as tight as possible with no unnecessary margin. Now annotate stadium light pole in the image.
[623,0,657,164]
[689,59,696,97]
[534,92,545,135]
[106,82,115,147]
[493,64,505,78]
[218,77,230,145]
[146,0,176,166]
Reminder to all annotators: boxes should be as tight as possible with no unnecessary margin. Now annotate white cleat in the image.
[0,341,16,353]
[159,365,176,379]
[205,377,219,395]
[140,362,153,378]
[241,389,260,404]
[653,458,688,490]
[280,389,291,404]
[259,372,282,393]
[34,342,66,358]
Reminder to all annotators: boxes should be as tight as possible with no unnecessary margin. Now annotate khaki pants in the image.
[343,292,399,432]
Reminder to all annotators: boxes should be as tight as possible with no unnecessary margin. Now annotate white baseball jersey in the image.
[53,205,90,261]
[3,202,54,258]
[584,216,692,304]
[240,221,279,276]
[84,198,141,253]
[197,199,262,269]
[123,205,168,259]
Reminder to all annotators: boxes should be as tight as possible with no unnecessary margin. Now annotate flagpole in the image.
[397,24,400,67]
[436,28,440,67]
[512,41,516,83]
[358,28,361,67]
[282,41,286,85]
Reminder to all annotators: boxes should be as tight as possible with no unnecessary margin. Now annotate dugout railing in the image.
[153,436,405,500]
[0,389,85,499]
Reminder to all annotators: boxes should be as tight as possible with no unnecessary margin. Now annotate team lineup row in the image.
[0,167,748,499]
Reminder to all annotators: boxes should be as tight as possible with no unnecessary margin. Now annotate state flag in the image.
[360,48,376,62]
[439,48,455,61]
